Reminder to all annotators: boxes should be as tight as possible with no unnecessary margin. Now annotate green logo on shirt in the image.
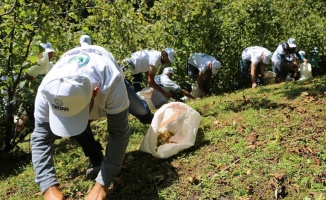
[54,99,63,106]
[68,52,90,67]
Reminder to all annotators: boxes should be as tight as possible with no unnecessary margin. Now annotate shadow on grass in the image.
[0,138,83,180]
[221,97,292,113]
[0,150,31,180]
[108,128,208,200]
[220,77,326,114]
[260,77,326,100]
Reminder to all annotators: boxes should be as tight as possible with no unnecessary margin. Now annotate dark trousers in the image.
[237,59,264,89]
[131,73,143,93]
[187,63,199,79]
[73,121,103,166]
[187,63,211,95]
[75,80,154,166]
[273,62,289,83]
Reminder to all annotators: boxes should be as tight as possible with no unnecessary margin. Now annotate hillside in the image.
[1,76,325,200]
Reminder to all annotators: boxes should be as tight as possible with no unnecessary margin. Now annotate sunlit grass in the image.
[1,76,326,199]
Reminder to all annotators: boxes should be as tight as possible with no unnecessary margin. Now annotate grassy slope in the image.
[1,76,325,200]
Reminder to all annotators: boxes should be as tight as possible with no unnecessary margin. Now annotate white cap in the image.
[42,64,93,137]
[162,67,174,75]
[163,48,176,63]
[263,50,272,64]
[40,43,55,53]
[211,60,222,75]
[80,35,92,47]
[287,38,296,48]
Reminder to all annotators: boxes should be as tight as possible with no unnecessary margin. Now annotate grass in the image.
[1,76,326,200]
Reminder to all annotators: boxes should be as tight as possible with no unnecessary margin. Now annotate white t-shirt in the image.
[128,50,163,74]
[151,74,181,108]
[34,45,129,123]
[187,53,217,74]
[271,44,293,63]
[242,46,268,65]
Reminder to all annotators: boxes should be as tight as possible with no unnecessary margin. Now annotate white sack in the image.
[137,87,155,110]
[140,102,201,159]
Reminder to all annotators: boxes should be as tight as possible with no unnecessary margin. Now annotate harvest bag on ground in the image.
[140,102,201,158]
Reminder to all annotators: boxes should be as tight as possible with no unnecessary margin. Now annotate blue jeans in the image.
[31,109,130,192]
[237,59,264,89]
[125,80,153,124]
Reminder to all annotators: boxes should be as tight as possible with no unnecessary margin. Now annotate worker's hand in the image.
[85,182,108,200]
[164,92,172,99]
[43,185,65,200]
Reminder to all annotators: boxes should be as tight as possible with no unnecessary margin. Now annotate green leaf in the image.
[24,24,34,31]
[28,56,38,63]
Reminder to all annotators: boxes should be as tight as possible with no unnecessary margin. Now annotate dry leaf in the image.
[219,164,228,171]
[301,92,309,96]
[274,172,285,181]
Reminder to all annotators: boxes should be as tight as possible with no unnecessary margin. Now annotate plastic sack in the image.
[140,102,201,159]
[263,71,276,85]
[299,62,313,81]
[137,87,155,110]
[190,82,201,98]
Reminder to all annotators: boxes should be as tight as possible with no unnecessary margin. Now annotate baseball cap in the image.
[40,43,55,53]
[263,50,272,64]
[42,64,93,137]
[162,67,174,75]
[287,38,296,48]
[211,60,222,75]
[80,35,92,47]
[163,48,176,63]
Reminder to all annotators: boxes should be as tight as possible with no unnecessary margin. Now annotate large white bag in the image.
[299,62,313,80]
[190,82,201,98]
[140,102,201,159]
[264,71,276,85]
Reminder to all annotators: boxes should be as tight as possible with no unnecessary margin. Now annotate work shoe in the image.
[86,163,101,180]
[85,182,108,200]
[43,185,65,200]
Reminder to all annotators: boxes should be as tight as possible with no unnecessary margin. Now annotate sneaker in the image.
[86,163,101,180]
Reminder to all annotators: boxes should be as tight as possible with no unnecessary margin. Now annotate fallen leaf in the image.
[239,197,251,200]
[246,133,258,145]
[219,164,228,171]
[274,172,285,181]
[187,174,200,185]
[76,191,83,197]
[246,144,256,150]
[312,157,321,166]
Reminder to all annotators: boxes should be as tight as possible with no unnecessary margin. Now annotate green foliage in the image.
[0,0,325,154]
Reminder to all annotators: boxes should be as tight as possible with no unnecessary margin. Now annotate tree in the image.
[0,0,325,153]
